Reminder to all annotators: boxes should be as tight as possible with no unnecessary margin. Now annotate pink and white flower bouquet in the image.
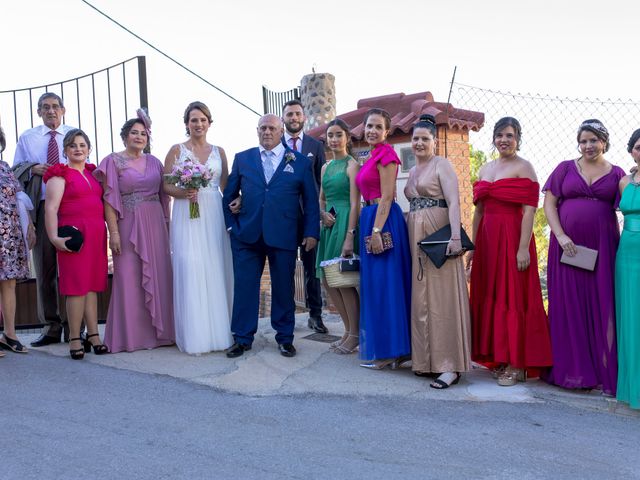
[164,155,213,219]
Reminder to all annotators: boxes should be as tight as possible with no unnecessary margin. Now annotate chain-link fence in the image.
[450,83,640,299]
[451,82,640,184]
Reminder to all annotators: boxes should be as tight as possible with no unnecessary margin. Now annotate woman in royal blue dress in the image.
[355,108,411,369]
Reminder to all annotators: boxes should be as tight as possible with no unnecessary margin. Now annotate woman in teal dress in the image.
[316,119,361,354]
[615,128,640,410]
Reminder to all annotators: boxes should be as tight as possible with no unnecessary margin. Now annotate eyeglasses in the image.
[40,104,62,111]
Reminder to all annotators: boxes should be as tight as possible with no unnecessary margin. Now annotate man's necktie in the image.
[291,137,298,152]
[47,131,59,165]
[263,151,275,183]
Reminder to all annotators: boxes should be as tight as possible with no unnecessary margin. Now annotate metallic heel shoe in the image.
[497,367,527,386]
[490,364,507,379]
[359,358,399,370]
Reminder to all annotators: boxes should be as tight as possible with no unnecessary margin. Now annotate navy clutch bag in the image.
[418,224,473,268]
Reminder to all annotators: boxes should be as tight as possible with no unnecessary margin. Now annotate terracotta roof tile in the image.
[307,91,484,140]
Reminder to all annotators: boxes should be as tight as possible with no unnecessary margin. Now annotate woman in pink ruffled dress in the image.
[44,129,108,359]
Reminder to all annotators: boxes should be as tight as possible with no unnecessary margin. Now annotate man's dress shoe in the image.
[307,316,328,334]
[225,342,251,358]
[278,343,296,357]
[30,334,61,347]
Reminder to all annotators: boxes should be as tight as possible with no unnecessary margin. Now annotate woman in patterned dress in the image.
[0,127,36,356]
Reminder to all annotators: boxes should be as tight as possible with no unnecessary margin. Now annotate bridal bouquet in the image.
[164,155,213,219]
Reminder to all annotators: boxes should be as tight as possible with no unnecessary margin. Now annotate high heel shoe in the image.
[329,333,349,350]
[333,335,359,355]
[490,364,507,379]
[497,366,526,386]
[397,355,412,369]
[69,337,85,360]
[359,358,401,370]
[83,333,109,355]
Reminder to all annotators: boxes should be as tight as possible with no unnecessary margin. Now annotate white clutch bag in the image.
[560,245,598,271]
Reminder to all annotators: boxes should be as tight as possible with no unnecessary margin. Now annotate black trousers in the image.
[33,201,65,336]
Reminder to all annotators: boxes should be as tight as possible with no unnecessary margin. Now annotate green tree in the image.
[469,145,488,183]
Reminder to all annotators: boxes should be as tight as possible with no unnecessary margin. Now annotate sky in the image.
[1,0,639,163]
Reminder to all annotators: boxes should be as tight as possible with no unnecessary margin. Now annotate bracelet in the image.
[450,237,460,240]
[346,229,356,235]
[111,231,120,236]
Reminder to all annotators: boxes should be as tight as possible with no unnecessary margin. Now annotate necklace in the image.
[631,173,640,186]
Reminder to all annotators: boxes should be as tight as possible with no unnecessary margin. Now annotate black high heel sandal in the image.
[69,337,85,360]
[84,333,109,355]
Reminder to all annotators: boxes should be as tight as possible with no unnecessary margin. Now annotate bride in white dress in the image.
[163,101,234,354]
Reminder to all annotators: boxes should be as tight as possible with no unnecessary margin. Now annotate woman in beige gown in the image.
[404,114,471,388]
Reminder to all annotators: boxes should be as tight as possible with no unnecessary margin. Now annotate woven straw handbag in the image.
[322,257,360,288]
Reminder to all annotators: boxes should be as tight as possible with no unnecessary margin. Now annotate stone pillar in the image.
[300,73,336,132]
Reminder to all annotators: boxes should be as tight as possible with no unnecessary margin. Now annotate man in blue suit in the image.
[223,114,320,358]
[281,100,327,334]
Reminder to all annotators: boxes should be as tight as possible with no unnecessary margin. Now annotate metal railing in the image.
[0,56,148,163]
[262,85,300,115]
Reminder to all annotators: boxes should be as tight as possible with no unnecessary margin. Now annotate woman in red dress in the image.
[44,129,108,359]
[467,117,552,386]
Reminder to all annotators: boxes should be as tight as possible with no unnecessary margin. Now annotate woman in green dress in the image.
[316,119,361,354]
[615,128,640,410]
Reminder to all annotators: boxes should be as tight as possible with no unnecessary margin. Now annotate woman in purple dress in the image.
[543,119,623,394]
[94,111,175,352]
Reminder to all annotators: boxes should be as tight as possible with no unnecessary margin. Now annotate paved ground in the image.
[3,313,640,479]
[2,345,639,479]
[10,313,639,417]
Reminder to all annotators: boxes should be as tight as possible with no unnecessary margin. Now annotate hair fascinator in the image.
[579,120,608,139]
[136,107,152,137]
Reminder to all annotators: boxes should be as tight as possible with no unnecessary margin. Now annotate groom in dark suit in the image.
[281,100,327,334]
[223,114,320,358]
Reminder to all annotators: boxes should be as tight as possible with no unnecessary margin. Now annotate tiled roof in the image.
[307,91,484,140]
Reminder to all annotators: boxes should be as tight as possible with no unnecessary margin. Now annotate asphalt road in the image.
[2,351,639,480]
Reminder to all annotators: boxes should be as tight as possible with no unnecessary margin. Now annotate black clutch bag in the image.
[418,224,473,268]
[339,257,360,272]
[57,225,84,252]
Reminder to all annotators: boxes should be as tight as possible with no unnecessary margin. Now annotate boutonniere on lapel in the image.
[283,151,296,173]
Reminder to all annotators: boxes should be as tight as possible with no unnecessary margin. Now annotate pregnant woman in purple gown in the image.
[95,111,175,352]
[543,119,623,394]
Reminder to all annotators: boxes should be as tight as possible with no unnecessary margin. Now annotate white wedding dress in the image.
[170,144,234,354]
